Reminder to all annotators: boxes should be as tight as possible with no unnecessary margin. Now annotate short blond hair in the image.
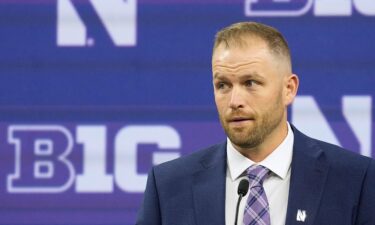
[213,22,291,68]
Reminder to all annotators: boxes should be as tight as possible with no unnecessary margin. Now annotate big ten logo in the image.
[292,96,373,157]
[7,125,180,193]
[57,0,137,47]
[245,0,375,17]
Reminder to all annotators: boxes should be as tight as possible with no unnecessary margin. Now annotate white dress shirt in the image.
[225,123,294,225]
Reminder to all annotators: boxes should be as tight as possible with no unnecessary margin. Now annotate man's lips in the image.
[228,116,254,121]
[227,117,254,124]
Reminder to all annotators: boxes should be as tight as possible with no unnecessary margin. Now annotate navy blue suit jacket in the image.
[136,126,375,225]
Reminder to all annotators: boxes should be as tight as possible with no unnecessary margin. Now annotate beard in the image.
[219,96,284,149]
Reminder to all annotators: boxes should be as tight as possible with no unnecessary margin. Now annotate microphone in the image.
[235,179,249,225]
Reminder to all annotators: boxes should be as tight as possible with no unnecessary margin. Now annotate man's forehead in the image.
[212,47,291,78]
[213,40,270,60]
[212,41,271,64]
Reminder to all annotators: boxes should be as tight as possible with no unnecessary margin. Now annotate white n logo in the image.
[57,0,137,47]
[296,210,307,222]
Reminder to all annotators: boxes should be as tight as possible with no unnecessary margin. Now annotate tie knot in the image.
[246,165,269,187]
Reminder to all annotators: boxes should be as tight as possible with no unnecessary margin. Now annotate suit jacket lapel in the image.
[286,126,330,225]
[192,143,227,225]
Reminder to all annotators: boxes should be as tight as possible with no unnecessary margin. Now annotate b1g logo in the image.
[245,0,375,16]
[57,0,137,47]
[7,125,180,193]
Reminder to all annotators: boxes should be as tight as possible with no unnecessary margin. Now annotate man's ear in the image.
[285,74,299,106]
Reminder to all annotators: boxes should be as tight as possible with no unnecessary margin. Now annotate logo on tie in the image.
[296,209,307,222]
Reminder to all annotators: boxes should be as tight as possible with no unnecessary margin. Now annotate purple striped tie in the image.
[243,165,271,225]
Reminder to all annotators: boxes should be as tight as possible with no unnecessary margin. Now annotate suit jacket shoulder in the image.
[137,142,227,225]
[287,126,375,225]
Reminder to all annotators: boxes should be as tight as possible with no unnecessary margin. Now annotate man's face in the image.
[212,38,292,151]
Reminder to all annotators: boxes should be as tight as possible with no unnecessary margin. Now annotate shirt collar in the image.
[226,122,294,181]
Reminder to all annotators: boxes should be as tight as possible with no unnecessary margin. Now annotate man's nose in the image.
[229,87,245,110]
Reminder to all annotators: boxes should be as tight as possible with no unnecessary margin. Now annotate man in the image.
[136,22,375,225]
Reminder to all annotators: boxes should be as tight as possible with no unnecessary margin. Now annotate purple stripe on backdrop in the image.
[0,0,243,4]
[0,105,219,122]
[0,210,137,225]
[0,105,217,112]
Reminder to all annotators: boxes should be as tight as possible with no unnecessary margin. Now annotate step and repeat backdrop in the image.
[0,0,374,224]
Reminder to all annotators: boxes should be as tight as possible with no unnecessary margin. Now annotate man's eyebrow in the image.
[240,73,263,80]
[213,73,263,80]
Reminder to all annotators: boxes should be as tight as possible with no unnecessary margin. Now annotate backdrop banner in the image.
[0,0,374,224]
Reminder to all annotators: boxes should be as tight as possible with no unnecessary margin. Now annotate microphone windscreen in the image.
[237,179,249,196]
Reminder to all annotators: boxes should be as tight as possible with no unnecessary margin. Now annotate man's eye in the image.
[216,82,227,89]
[245,80,254,87]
